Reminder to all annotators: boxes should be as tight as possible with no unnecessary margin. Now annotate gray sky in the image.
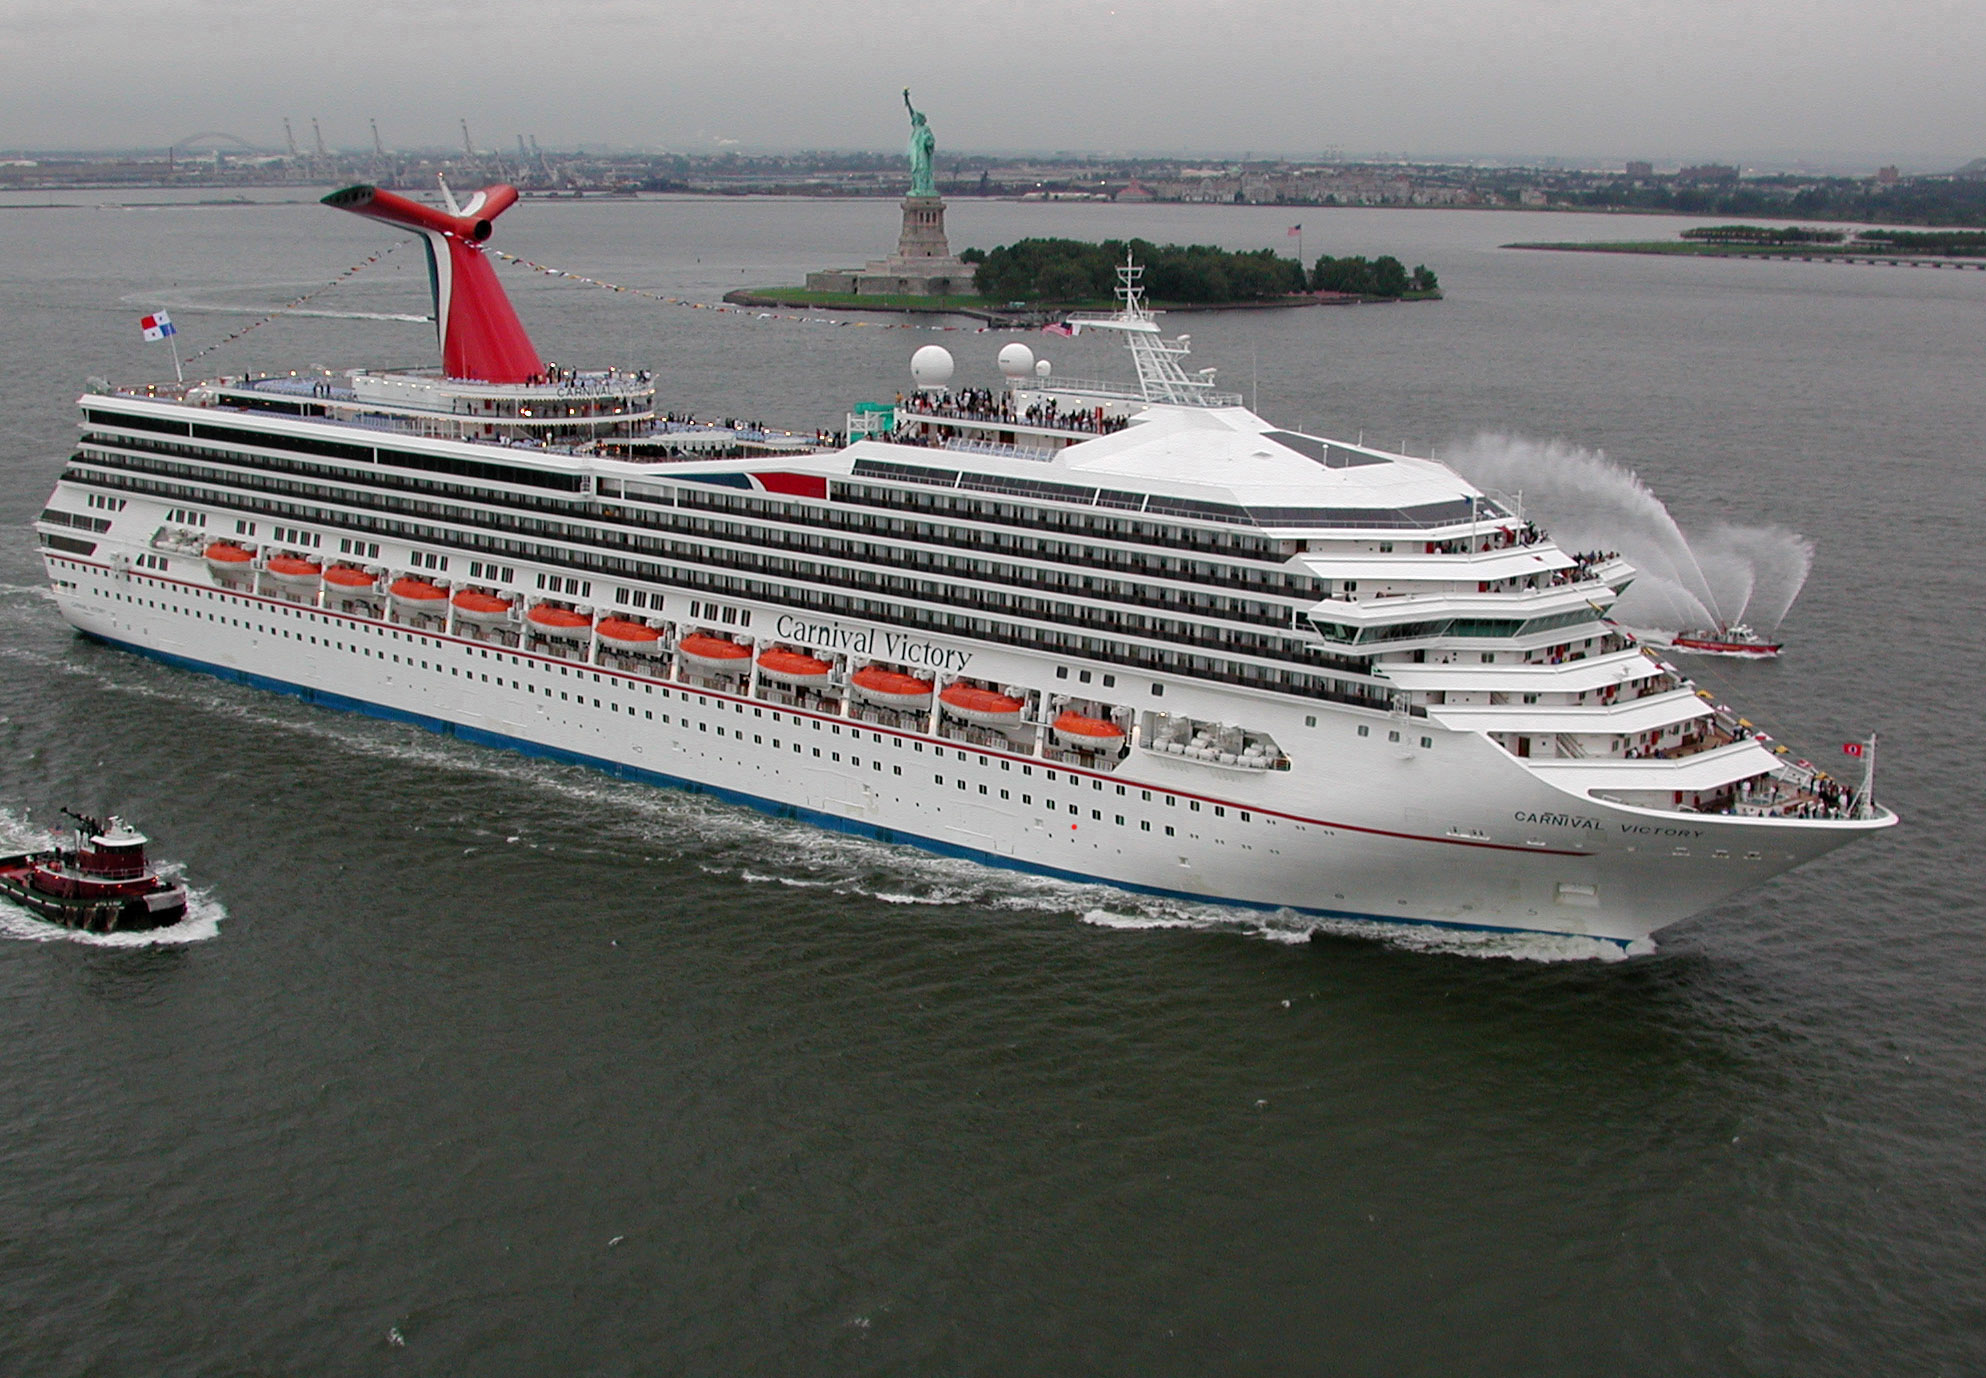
[4,0,1981,166]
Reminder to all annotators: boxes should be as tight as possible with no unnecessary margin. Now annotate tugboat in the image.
[1665,624,1783,659]
[0,811,188,933]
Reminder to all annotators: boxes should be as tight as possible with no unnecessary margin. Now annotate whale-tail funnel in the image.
[323,183,544,384]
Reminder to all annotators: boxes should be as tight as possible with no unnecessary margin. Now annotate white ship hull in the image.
[42,540,1874,945]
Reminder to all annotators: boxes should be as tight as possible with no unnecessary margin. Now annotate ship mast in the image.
[1068,255,1229,406]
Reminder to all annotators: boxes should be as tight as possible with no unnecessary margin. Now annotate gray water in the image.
[1,193,1981,1375]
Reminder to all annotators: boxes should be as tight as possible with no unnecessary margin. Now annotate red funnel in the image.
[323,183,544,384]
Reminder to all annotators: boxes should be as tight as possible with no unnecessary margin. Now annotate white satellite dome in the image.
[997,342,1035,378]
[1034,358,1052,378]
[910,345,955,389]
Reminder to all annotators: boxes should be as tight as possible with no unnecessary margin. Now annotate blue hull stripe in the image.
[80,631,1603,944]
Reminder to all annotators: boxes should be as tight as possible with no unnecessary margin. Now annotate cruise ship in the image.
[34,182,1895,945]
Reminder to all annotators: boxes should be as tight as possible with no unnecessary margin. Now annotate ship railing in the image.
[941,437,1058,463]
[937,719,1035,754]
[850,701,929,732]
[1041,743,1129,771]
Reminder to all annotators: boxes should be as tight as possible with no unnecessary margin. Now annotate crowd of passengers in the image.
[1702,774,1857,818]
[896,389,1130,437]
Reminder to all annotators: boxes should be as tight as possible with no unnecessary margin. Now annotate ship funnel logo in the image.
[322,182,544,384]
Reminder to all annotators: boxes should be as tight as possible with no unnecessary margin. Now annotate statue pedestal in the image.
[806,195,978,298]
[895,196,955,261]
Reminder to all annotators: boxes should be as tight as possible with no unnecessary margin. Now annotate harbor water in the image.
[1,192,1981,1374]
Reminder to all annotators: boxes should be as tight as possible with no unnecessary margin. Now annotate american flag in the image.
[1286,224,1302,237]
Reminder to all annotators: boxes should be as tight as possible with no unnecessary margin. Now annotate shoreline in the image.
[721,287,1437,322]
[1507,241,1986,270]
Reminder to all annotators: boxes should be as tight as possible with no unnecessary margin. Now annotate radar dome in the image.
[1034,358,1052,378]
[997,342,1035,378]
[910,345,955,389]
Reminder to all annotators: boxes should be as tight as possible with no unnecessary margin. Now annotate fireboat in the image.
[1665,624,1784,659]
[0,811,189,933]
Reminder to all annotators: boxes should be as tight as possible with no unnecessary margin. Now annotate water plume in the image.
[1439,433,1812,631]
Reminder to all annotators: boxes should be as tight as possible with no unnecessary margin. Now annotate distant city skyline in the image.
[2,0,1980,166]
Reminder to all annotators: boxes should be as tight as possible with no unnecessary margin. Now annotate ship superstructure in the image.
[33,191,1893,945]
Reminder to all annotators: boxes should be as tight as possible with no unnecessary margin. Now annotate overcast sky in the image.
[4,0,1981,166]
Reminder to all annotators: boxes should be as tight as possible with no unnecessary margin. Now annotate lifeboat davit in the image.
[756,647,834,686]
[527,604,592,639]
[1052,710,1127,750]
[323,564,377,594]
[204,542,254,577]
[451,589,514,625]
[939,683,1027,727]
[389,576,448,615]
[678,632,751,674]
[596,617,663,652]
[264,554,322,586]
[850,665,935,709]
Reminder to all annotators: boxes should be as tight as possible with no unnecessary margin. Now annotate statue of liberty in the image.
[903,88,937,199]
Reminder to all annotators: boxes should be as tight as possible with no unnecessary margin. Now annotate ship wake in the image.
[1441,433,1813,632]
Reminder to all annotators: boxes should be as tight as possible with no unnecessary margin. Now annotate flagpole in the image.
[167,330,183,384]
[1855,732,1876,817]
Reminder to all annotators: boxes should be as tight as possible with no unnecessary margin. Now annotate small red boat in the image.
[389,576,448,613]
[451,589,514,624]
[264,554,323,587]
[596,617,663,651]
[679,633,752,674]
[323,565,377,593]
[1052,710,1127,750]
[204,542,254,578]
[1666,624,1782,659]
[850,665,935,708]
[756,647,834,686]
[939,683,1026,727]
[527,603,593,639]
[0,811,188,933]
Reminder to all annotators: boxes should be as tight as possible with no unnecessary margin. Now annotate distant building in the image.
[1624,160,1654,179]
[1876,165,1901,185]
[1115,179,1155,202]
[1678,163,1740,185]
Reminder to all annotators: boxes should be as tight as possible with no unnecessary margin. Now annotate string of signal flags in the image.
[157,235,1019,373]
[177,239,411,368]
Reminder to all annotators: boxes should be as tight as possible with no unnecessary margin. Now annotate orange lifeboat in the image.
[596,617,663,651]
[850,665,935,708]
[1052,710,1126,750]
[678,632,751,675]
[756,647,834,686]
[389,576,448,614]
[323,564,376,593]
[527,603,593,639]
[264,554,323,587]
[203,542,254,578]
[451,589,514,625]
[939,682,1027,727]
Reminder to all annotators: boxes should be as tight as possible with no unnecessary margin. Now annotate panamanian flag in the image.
[139,312,175,342]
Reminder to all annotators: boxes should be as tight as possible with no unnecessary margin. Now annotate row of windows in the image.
[73,466,1414,722]
[93,427,1312,613]
[67,458,1407,712]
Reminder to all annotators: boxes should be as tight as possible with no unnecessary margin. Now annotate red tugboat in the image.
[0,811,188,933]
